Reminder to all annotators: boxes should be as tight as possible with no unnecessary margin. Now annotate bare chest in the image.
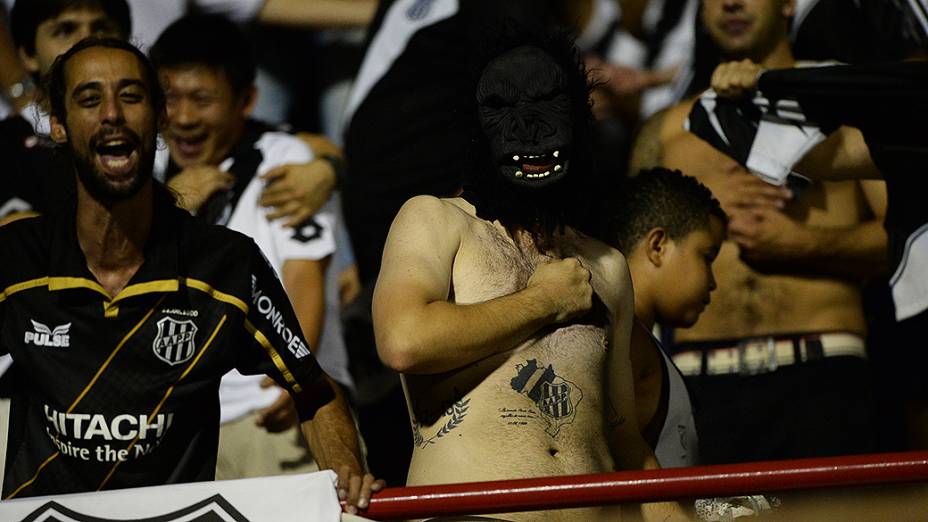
[451,222,549,304]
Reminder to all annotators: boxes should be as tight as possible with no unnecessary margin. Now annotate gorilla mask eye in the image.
[481,95,508,110]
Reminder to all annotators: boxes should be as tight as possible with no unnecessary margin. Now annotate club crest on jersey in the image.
[25,320,71,347]
[153,317,198,366]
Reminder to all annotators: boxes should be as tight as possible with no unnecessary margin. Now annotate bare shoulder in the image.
[597,244,633,306]
[393,195,472,230]
[442,196,478,217]
[384,195,475,266]
[660,97,697,142]
[566,229,629,273]
[629,97,697,173]
[565,230,632,314]
[397,194,462,216]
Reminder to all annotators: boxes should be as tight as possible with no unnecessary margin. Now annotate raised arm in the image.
[711,59,883,181]
[373,196,593,375]
[257,0,376,29]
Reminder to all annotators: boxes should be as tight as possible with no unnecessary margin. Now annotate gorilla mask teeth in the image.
[515,170,524,178]
[525,171,552,179]
[554,164,562,172]
[519,153,557,174]
[513,155,520,161]
[553,150,560,158]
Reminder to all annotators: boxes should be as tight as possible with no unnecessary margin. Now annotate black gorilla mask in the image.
[476,46,572,188]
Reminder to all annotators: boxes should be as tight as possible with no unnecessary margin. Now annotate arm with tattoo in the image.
[373,196,593,375]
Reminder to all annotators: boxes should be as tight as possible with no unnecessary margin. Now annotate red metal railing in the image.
[354,451,928,520]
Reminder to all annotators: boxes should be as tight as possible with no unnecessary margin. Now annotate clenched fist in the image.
[528,257,593,323]
[167,165,234,212]
[711,59,764,99]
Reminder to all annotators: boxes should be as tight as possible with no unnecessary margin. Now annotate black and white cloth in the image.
[685,86,825,186]
[686,61,928,321]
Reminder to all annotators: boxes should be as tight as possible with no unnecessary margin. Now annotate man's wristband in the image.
[318,153,345,189]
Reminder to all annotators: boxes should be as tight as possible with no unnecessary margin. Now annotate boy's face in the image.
[654,215,725,327]
[23,7,124,76]
[160,65,249,169]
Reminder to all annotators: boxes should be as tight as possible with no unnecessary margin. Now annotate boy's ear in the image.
[50,115,68,144]
[644,227,669,267]
[18,47,40,76]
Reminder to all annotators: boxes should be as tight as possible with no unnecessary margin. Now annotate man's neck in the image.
[628,258,655,328]
[751,38,796,70]
[76,180,153,298]
[634,299,655,331]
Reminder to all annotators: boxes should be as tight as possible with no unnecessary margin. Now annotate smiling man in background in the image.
[150,14,346,482]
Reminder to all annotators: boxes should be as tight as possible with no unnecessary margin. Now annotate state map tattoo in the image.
[510,359,583,437]
[413,398,470,448]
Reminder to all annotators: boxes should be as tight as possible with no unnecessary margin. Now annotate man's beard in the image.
[70,126,155,205]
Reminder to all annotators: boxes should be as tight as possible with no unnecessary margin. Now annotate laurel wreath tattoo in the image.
[415,398,470,447]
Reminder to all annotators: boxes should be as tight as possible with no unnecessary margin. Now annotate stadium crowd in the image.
[0,0,926,520]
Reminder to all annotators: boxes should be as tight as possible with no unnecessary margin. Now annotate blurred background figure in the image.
[631,0,888,465]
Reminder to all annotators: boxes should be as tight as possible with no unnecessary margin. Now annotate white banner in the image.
[0,471,343,521]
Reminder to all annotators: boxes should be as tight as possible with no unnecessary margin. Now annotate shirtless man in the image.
[373,41,642,520]
[630,0,888,464]
[704,55,928,454]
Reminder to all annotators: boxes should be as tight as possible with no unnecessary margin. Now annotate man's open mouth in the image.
[171,133,208,158]
[95,137,137,175]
